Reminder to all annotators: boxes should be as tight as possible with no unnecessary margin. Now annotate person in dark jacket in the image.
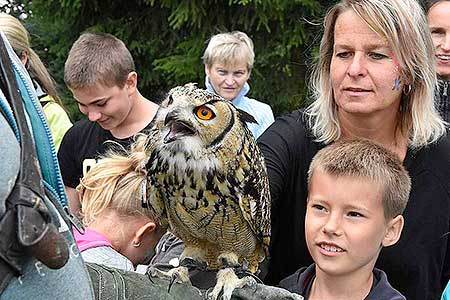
[427,0,450,122]
[278,140,409,300]
[258,0,449,299]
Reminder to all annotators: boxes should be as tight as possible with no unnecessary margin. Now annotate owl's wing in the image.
[238,135,271,253]
[142,122,169,227]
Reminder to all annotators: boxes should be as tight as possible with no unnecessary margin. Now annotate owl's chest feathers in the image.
[150,148,253,243]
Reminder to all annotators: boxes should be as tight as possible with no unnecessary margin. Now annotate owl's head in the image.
[153,83,256,157]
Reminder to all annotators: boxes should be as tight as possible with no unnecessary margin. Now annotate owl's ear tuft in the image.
[237,109,258,124]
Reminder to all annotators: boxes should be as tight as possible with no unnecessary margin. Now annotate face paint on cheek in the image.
[391,56,402,91]
[392,77,401,91]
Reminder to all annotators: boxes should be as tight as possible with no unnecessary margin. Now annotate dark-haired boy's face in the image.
[72,82,132,132]
[305,169,389,279]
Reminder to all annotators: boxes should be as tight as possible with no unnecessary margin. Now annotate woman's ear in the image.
[382,215,404,247]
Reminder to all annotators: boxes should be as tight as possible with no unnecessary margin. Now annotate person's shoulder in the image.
[416,133,450,177]
[82,246,134,272]
[59,119,101,152]
[370,268,406,300]
[261,109,309,139]
[64,119,100,137]
[278,264,313,294]
[244,97,272,110]
[240,97,273,118]
[42,101,64,113]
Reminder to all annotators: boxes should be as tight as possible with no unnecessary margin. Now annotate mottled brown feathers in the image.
[143,83,271,272]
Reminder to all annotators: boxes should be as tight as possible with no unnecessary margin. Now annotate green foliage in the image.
[27,0,325,121]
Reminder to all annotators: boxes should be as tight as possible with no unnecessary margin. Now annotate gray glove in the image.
[87,263,303,300]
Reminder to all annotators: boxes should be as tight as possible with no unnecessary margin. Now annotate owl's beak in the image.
[164,112,196,143]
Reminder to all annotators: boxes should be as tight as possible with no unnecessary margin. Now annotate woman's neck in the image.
[338,110,408,161]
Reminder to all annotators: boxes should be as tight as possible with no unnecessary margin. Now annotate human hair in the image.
[306,0,446,149]
[202,31,255,71]
[425,0,450,12]
[64,32,135,90]
[0,13,63,106]
[77,138,158,227]
[308,139,411,220]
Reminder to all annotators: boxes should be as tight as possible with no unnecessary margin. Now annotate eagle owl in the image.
[142,83,271,298]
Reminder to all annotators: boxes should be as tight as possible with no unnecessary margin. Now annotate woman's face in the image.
[330,10,403,118]
[427,1,450,80]
[205,59,250,101]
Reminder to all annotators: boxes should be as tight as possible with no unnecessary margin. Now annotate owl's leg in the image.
[148,246,208,292]
[148,265,190,292]
[207,252,257,300]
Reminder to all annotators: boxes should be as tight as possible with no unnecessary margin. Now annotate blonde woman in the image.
[74,142,166,271]
[258,0,449,299]
[202,31,274,138]
[0,13,72,150]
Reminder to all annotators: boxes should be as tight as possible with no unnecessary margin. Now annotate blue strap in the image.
[0,33,68,207]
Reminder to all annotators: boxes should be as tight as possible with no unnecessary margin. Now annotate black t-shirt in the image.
[257,109,450,300]
[58,119,150,188]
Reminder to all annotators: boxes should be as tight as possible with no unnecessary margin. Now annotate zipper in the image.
[443,81,448,97]
[11,57,68,207]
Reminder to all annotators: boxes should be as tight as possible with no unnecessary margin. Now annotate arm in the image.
[257,115,294,211]
[257,113,297,256]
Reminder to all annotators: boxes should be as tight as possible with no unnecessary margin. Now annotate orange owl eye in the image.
[195,106,215,120]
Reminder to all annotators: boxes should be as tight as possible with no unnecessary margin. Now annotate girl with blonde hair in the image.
[74,142,165,271]
[0,13,72,150]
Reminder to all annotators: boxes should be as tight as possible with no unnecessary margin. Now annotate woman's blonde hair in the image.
[202,31,255,71]
[0,13,63,106]
[306,0,446,148]
[77,138,157,226]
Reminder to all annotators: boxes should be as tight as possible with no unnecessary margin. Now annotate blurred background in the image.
[1,0,332,121]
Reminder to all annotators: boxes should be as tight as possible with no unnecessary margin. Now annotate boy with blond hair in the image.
[280,139,410,300]
[58,32,159,215]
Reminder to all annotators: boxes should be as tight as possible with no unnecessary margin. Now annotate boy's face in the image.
[72,76,135,131]
[305,168,402,278]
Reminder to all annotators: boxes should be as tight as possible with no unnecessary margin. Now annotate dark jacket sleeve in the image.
[257,111,305,251]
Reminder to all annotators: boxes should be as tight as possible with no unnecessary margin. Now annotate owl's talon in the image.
[168,272,182,293]
[208,268,257,300]
[148,265,191,293]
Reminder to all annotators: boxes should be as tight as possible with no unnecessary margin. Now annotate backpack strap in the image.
[0,33,68,292]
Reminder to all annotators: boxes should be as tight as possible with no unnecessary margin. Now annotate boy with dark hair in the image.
[280,139,410,300]
[58,32,159,215]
